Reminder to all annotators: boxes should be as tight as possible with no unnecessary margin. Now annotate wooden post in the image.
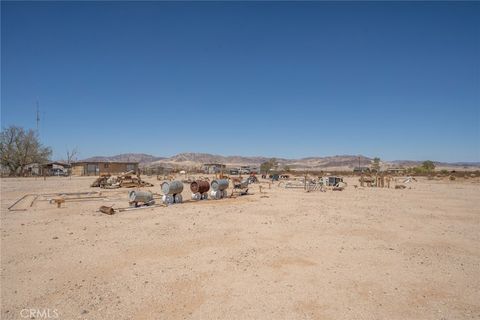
[52,198,65,208]
[304,172,307,191]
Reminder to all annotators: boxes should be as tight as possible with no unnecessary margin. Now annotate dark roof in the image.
[44,161,71,167]
[25,162,71,167]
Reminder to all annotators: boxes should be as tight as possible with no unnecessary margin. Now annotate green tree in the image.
[412,166,426,175]
[260,158,278,174]
[422,160,435,172]
[0,126,52,176]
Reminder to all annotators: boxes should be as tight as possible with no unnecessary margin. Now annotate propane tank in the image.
[211,179,229,191]
[129,190,154,206]
[161,180,184,195]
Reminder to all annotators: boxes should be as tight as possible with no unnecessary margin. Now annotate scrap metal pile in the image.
[279,176,346,192]
[358,175,415,189]
[91,171,154,189]
[230,177,250,196]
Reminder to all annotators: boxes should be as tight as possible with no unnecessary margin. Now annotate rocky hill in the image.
[166,153,276,166]
[83,153,165,165]
[391,160,480,169]
[79,152,480,171]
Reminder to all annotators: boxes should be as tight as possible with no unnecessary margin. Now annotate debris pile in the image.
[246,175,258,184]
[332,181,347,191]
[231,177,249,196]
[91,171,154,189]
[359,176,376,187]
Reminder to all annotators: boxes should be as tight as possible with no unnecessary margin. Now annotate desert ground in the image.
[1,175,479,319]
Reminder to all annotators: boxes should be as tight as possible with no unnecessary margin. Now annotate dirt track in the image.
[1,176,479,319]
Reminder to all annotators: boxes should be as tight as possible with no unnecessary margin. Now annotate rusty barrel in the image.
[211,179,229,191]
[190,180,210,194]
[161,180,184,195]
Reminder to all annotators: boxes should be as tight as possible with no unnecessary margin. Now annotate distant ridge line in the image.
[80,153,480,170]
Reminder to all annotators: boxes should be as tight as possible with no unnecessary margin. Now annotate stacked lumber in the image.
[91,171,154,189]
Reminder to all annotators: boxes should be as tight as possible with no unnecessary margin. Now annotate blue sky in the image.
[1,1,479,162]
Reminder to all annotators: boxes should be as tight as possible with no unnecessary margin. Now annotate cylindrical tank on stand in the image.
[161,181,184,195]
[211,179,229,191]
[162,194,174,205]
[174,194,183,203]
[190,180,210,194]
[129,190,154,204]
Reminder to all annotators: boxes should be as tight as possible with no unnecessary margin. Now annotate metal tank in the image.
[210,190,222,200]
[192,193,202,201]
[210,189,228,200]
[238,179,249,189]
[174,194,183,204]
[162,194,174,205]
[211,179,229,191]
[190,180,210,194]
[161,180,184,195]
[129,190,154,206]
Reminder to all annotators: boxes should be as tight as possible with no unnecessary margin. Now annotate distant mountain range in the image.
[82,153,165,165]
[81,153,480,171]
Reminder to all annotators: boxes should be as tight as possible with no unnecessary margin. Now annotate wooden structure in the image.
[385,167,407,175]
[203,163,226,174]
[23,162,70,176]
[353,167,371,174]
[71,161,138,176]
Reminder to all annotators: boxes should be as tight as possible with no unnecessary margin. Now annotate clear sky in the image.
[1,1,479,162]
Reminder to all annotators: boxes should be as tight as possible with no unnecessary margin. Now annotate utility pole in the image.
[36,101,40,134]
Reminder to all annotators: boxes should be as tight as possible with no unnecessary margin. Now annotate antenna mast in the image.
[36,101,40,133]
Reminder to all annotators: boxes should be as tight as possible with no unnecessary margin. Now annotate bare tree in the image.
[371,157,381,173]
[0,126,52,176]
[66,147,78,165]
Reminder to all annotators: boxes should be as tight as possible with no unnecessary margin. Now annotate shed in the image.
[42,162,71,176]
[71,161,138,176]
[203,163,226,174]
[353,167,371,174]
[386,167,406,174]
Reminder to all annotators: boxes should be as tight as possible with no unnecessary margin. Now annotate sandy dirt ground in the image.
[1,175,479,319]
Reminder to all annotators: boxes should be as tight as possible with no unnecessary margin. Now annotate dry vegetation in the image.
[1,175,479,319]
